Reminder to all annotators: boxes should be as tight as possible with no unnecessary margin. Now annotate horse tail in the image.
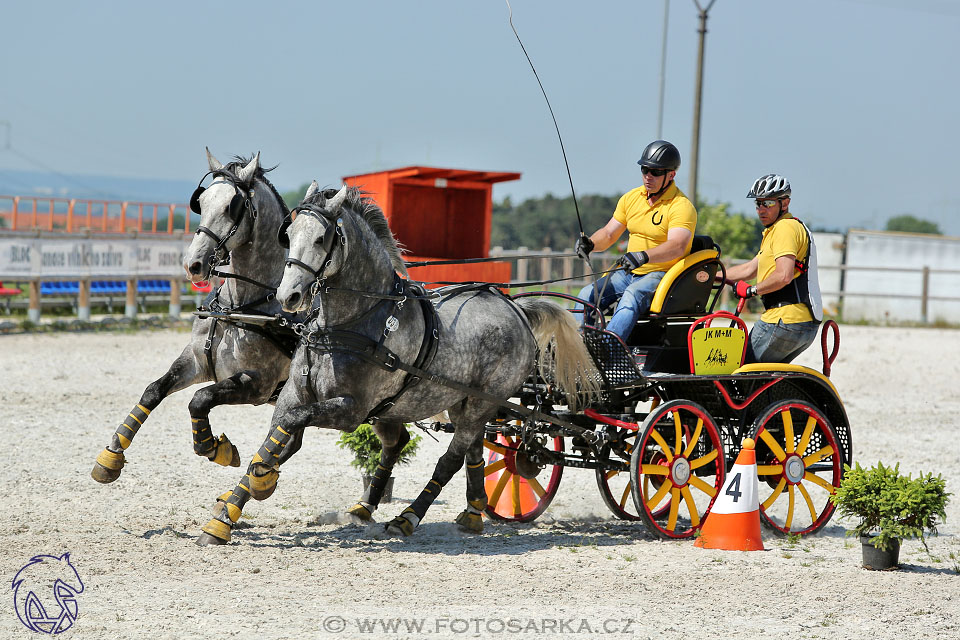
[515,297,600,409]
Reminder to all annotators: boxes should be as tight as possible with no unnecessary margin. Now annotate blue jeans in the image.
[576,270,666,340]
[746,319,820,364]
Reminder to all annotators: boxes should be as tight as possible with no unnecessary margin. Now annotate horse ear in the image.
[205,147,223,171]
[304,180,319,201]
[327,185,348,212]
[237,152,260,184]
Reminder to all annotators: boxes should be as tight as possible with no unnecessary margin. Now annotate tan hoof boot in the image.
[91,448,125,484]
[197,518,231,545]
[385,509,418,536]
[248,465,279,501]
[209,434,241,467]
[455,510,484,533]
[346,503,373,521]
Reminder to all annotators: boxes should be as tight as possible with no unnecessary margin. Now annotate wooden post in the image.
[516,247,528,290]
[921,266,930,324]
[28,281,41,323]
[78,279,91,322]
[169,278,181,318]
[562,255,574,295]
[540,247,551,292]
[125,279,137,318]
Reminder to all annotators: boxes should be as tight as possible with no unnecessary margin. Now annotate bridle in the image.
[280,202,345,295]
[190,169,258,268]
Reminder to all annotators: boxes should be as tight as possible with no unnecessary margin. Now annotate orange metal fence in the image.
[0,195,195,234]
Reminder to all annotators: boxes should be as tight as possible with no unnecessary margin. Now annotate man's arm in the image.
[588,217,627,252]
[755,255,796,295]
[724,256,759,282]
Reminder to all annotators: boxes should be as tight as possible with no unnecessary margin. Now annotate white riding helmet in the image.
[747,174,791,199]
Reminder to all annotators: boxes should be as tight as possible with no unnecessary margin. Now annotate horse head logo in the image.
[11,553,84,634]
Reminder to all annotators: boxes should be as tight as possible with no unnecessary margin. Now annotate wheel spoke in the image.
[673,412,683,456]
[682,418,704,458]
[528,476,547,499]
[511,475,522,516]
[757,464,784,476]
[484,441,507,456]
[484,459,506,476]
[803,445,835,466]
[797,482,818,523]
[785,485,796,530]
[646,478,673,510]
[619,482,631,509]
[641,464,670,475]
[782,409,795,453]
[688,475,717,498]
[488,469,511,506]
[680,486,700,527]
[689,448,718,470]
[761,477,787,510]
[759,429,787,460]
[803,471,836,493]
[666,487,682,531]
[649,429,674,462]
[796,415,817,454]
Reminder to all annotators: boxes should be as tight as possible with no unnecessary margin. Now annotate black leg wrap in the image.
[192,416,215,456]
[115,404,151,450]
[253,424,292,468]
[408,478,444,521]
[362,464,394,506]
[465,458,486,504]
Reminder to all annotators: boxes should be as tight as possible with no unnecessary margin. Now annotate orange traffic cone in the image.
[694,438,764,551]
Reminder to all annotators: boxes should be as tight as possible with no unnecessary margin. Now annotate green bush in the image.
[336,423,422,477]
[831,461,950,551]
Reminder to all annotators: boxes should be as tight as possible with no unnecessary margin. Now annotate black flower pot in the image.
[361,475,395,503]
[860,535,900,570]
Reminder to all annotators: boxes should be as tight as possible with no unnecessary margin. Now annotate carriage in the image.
[472,236,850,539]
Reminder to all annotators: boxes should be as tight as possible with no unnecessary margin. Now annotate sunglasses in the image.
[640,166,669,177]
[755,199,780,208]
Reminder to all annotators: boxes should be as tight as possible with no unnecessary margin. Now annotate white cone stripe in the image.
[709,462,759,515]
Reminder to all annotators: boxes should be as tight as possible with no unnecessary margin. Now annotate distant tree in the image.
[695,200,762,260]
[885,214,942,235]
[491,193,615,250]
[281,183,312,209]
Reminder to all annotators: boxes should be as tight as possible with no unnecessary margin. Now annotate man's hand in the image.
[734,280,758,298]
[619,251,649,270]
[574,234,594,260]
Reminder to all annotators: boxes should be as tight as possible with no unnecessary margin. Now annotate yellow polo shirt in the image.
[757,213,814,324]
[612,182,697,275]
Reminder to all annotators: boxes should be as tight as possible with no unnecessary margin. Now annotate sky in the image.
[1,0,959,236]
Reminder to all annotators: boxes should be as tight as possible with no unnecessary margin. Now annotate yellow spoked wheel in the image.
[629,400,725,539]
[595,427,642,520]
[751,399,843,536]
[483,432,563,522]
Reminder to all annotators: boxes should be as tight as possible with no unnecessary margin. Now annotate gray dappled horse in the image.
[197,183,599,544]
[91,149,295,484]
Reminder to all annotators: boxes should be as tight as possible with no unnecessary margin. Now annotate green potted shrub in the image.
[336,423,422,502]
[831,461,950,570]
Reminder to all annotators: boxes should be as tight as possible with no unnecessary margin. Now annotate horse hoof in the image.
[385,514,416,537]
[455,510,484,533]
[346,503,373,522]
[197,518,232,545]
[196,532,228,546]
[91,448,125,484]
[248,467,279,501]
[210,434,241,467]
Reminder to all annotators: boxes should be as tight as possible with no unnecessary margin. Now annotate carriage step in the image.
[630,348,647,369]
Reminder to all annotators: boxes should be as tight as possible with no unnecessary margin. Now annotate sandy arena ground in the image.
[1,324,958,639]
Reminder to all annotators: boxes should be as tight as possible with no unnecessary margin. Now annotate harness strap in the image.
[205,319,219,383]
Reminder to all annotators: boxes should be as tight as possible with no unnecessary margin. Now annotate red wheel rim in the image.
[595,429,642,521]
[483,433,563,522]
[631,400,724,539]
[752,400,842,536]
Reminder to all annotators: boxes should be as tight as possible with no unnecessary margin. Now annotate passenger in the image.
[725,174,823,364]
[574,139,697,341]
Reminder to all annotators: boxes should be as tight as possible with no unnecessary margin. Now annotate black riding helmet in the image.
[637,140,681,171]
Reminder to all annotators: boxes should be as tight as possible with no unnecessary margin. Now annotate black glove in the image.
[619,251,649,270]
[574,234,594,260]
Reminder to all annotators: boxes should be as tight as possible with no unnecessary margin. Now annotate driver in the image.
[724,174,823,363]
[573,140,697,341]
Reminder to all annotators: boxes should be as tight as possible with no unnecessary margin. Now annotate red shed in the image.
[342,166,519,285]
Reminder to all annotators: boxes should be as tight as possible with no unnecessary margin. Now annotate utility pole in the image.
[689,0,716,204]
[656,0,670,139]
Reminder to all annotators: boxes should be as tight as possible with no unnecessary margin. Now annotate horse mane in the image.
[304,186,408,276]
[215,154,291,218]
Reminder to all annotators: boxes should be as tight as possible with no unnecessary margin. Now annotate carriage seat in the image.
[647,235,721,317]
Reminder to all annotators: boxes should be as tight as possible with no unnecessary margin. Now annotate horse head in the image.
[183,148,264,282]
[277,182,351,313]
